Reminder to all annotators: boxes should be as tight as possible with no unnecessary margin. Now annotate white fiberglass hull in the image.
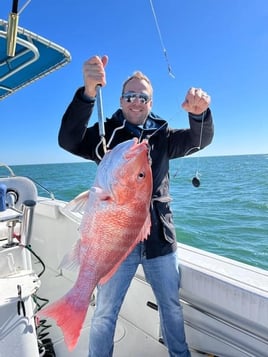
[1,193,268,357]
[32,198,268,357]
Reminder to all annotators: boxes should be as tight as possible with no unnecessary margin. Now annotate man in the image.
[58,55,214,356]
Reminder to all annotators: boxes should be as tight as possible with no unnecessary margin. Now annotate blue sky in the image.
[1,0,268,165]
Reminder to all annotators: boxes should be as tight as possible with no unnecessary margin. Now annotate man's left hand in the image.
[182,87,211,115]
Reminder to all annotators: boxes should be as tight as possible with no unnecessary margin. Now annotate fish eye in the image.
[137,171,146,180]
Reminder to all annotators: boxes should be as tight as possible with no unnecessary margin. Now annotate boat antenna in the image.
[149,0,175,79]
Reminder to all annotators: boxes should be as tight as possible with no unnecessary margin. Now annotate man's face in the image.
[120,78,153,125]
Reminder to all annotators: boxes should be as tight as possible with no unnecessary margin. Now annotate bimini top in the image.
[0,19,71,100]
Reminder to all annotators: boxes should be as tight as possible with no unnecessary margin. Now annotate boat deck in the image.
[35,262,204,357]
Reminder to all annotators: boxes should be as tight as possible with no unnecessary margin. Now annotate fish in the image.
[38,138,153,351]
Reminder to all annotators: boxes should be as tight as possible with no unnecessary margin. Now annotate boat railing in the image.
[0,29,39,83]
[0,18,71,100]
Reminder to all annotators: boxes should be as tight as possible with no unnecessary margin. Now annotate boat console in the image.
[0,173,40,357]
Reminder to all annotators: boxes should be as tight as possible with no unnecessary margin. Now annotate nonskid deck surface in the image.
[35,262,170,357]
[35,262,210,357]
[52,319,207,357]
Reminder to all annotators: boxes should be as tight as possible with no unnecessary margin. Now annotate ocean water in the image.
[1,154,267,270]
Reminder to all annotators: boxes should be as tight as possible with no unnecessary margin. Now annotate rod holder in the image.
[20,200,36,246]
[7,12,19,57]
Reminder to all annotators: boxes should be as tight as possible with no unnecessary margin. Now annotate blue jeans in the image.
[88,242,190,357]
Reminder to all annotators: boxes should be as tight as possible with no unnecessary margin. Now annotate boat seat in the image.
[0,176,38,211]
[0,176,38,239]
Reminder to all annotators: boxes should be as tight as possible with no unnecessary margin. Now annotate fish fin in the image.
[99,213,151,285]
[38,285,93,351]
[58,239,82,271]
[59,190,90,223]
[138,212,151,242]
[91,186,112,201]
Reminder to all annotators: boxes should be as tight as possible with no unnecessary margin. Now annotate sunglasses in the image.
[122,92,151,104]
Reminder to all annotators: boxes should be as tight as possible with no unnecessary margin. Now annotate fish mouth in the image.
[124,138,149,160]
[125,138,152,168]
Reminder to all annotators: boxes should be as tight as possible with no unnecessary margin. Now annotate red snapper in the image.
[38,138,152,350]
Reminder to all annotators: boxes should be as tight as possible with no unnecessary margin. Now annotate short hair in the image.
[121,71,153,96]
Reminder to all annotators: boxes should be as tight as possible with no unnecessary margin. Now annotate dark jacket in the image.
[59,87,214,259]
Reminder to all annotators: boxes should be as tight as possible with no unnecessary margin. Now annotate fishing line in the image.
[18,0,32,15]
[148,1,208,187]
[149,0,175,79]
[191,111,206,187]
[95,120,127,160]
[173,110,206,187]
[107,120,126,149]
[145,111,205,188]
[146,122,168,142]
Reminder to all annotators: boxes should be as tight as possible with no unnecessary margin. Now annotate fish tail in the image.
[38,292,89,351]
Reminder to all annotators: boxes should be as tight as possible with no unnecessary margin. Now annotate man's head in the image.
[120,71,153,125]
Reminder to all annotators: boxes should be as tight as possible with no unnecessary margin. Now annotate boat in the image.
[1,10,268,357]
